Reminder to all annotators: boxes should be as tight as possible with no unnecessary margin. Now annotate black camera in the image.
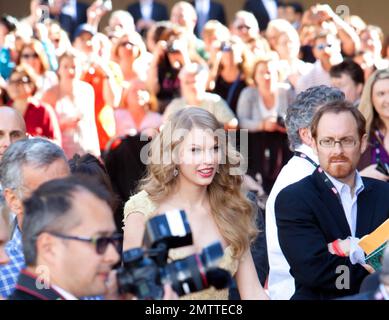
[167,40,181,54]
[376,160,389,177]
[220,42,232,52]
[116,210,232,300]
[276,115,286,128]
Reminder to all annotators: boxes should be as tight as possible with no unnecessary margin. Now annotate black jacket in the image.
[127,1,169,23]
[275,170,389,300]
[243,0,278,31]
[51,1,88,41]
[9,270,66,300]
[192,1,226,36]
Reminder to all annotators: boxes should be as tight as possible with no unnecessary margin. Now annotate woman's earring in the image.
[173,168,179,177]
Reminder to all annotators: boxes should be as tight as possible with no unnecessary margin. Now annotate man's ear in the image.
[360,133,368,154]
[36,232,58,266]
[299,127,313,147]
[3,188,23,219]
[311,136,319,155]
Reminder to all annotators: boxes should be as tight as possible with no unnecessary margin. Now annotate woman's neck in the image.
[128,104,146,129]
[120,60,136,81]
[184,92,204,106]
[174,178,209,209]
[59,80,74,95]
[220,66,240,83]
[380,117,389,136]
[12,99,29,115]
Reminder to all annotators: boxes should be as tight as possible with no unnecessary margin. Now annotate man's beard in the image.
[325,155,354,179]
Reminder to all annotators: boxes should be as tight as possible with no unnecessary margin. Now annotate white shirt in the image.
[195,0,210,15]
[266,144,318,300]
[52,284,78,300]
[379,284,389,300]
[140,0,153,21]
[61,0,77,19]
[295,60,332,94]
[262,0,278,21]
[325,171,366,265]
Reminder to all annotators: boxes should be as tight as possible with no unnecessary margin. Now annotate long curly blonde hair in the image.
[138,107,258,259]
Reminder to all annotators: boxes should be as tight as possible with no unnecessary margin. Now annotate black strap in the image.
[294,151,319,168]
[294,151,343,204]
[316,167,343,205]
[15,270,66,300]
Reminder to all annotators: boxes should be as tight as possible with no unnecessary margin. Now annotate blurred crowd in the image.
[0,0,389,301]
[1,0,388,190]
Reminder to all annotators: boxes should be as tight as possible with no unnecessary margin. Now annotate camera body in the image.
[220,42,232,52]
[376,160,389,177]
[116,210,232,299]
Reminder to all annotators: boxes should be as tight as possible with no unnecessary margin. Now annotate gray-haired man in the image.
[265,86,345,300]
[0,138,70,298]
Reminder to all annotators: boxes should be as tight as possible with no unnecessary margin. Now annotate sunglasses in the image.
[8,76,30,85]
[315,43,332,51]
[21,53,39,60]
[119,41,135,48]
[236,24,251,30]
[48,232,123,255]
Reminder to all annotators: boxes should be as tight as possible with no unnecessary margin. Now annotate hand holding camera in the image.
[116,210,232,300]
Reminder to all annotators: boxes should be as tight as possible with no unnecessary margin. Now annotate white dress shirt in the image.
[61,0,77,19]
[262,0,278,21]
[195,0,210,34]
[266,144,318,300]
[195,0,210,15]
[140,0,153,21]
[325,171,366,265]
[52,284,78,300]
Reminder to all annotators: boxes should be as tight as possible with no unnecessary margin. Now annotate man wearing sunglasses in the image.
[296,31,343,94]
[9,175,176,300]
[9,176,121,300]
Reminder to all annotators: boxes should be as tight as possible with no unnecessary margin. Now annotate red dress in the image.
[20,102,62,145]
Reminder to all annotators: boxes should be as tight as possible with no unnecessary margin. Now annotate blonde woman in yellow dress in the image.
[123,107,269,300]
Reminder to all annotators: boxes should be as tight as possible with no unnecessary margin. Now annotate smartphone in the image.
[101,0,112,11]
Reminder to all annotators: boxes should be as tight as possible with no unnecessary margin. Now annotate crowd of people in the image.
[0,0,389,300]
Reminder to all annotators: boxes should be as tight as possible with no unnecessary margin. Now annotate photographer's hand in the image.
[162,284,179,300]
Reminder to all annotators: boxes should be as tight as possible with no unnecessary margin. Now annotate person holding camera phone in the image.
[123,107,269,300]
[358,69,389,182]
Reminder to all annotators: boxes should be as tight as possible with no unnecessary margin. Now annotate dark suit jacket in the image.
[53,1,88,41]
[243,0,278,31]
[127,1,169,23]
[9,269,66,300]
[275,170,389,300]
[192,1,226,37]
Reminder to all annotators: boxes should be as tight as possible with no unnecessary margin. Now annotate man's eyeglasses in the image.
[21,53,39,60]
[319,137,357,148]
[48,232,123,255]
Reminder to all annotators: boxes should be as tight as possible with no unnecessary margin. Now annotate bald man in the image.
[0,107,27,161]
